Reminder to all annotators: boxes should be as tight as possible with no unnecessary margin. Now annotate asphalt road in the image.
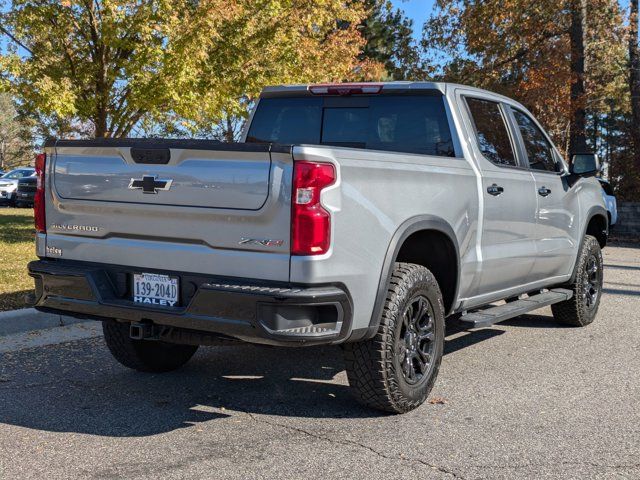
[1,243,639,479]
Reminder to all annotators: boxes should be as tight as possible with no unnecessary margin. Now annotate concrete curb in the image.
[0,321,101,354]
[0,308,86,337]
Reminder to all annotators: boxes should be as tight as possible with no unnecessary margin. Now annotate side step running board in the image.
[458,289,573,329]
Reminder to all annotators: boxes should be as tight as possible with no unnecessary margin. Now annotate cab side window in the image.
[465,97,517,167]
[512,110,560,173]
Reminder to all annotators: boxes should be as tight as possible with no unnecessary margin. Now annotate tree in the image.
[0,0,382,138]
[0,93,33,170]
[423,1,571,148]
[569,0,588,153]
[360,0,422,80]
[629,0,640,175]
[422,0,625,155]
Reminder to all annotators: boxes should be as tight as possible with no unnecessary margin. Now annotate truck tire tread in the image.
[343,263,444,413]
[551,235,603,327]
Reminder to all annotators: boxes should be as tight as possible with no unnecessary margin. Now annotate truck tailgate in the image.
[54,144,272,210]
[43,140,293,282]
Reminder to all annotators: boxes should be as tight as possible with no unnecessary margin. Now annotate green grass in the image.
[0,208,37,311]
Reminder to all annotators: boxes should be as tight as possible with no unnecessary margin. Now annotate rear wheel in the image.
[343,263,444,413]
[551,235,603,327]
[102,321,198,372]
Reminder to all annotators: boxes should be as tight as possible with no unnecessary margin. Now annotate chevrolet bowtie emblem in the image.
[128,175,173,194]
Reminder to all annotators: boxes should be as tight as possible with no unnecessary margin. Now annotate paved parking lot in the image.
[0,243,639,480]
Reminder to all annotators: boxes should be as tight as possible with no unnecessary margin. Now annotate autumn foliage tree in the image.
[0,93,33,170]
[359,0,422,80]
[0,0,382,138]
[422,0,626,156]
[628,0,640,198]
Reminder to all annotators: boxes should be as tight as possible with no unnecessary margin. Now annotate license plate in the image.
[132,273,179,307]
[20,193,29,197]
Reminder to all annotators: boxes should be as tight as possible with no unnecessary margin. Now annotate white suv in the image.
[0,168,36,205]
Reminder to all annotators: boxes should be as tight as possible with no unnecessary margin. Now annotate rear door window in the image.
[465,97,517,167]
[247,94,456,157]
[512,109,560,173]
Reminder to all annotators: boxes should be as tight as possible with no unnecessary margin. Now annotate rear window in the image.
[246,94,456,157]
[2,169,34,179]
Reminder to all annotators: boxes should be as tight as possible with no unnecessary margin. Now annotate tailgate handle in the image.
[130,148,171,165]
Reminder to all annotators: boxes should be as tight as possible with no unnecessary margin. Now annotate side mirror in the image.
[570,153,600,176]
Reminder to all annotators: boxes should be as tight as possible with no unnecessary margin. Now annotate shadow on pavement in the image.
[0,340,379,437]
[497,313,573,329]
[602,288,640,296]
[0,312,562,438]
[604,263,640,271]
[444,328,505,354]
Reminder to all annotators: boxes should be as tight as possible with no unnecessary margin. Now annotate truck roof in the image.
[260,81,522,106]
[261,81,446,96]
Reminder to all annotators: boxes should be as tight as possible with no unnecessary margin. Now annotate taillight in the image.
[308,83,383,96]
[291,161,336,255]
[34,153,46,233]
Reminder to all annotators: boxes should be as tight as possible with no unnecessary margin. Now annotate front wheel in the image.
[102,321,199,372]
[551,235,603,327]
[343,263,445,413]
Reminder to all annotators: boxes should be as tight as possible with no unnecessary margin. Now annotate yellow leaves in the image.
[29,75,78,117]
[157,0,378,119]
[1,0,382,135]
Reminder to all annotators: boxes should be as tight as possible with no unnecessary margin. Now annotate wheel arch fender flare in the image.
[356,215,461,341]
[569,205,608,283]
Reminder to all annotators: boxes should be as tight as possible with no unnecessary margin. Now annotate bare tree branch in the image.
[0,24,33,55]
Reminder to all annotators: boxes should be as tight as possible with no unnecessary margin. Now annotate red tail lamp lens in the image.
[291,161,336,255]
[34,153,46,233]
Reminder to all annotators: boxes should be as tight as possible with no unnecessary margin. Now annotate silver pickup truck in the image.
[28,82,608,413]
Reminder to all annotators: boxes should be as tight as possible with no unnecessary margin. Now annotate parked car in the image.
[598,179,617,228]
[28,82,608,413]
[15,176,37,208]
[0,167,36,206]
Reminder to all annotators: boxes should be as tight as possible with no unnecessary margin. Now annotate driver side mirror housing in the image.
[570,153,600,176]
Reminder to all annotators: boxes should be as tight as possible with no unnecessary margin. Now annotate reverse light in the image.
[291,161,336,256]
[34,153,46,233]
[308,83,383,96]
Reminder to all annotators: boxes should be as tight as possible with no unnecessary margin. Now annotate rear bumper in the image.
[15,191,35,204]
[28,259,352,346]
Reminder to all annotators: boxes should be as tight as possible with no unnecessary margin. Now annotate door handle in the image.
[538,186,551,197]
[487,184,504,196]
